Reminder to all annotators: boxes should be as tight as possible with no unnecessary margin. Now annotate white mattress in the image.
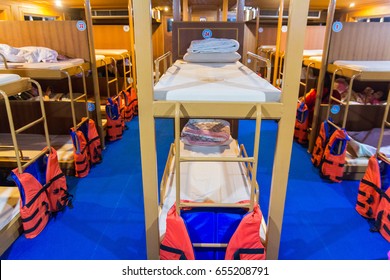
[259,45,276,51]
[303,49,323,57]
[95,49,128,56]
[333,60,390,72]
[0,187,20,232]
[159,140,266,239]
[95,54,106,61]
[154,60,281,102]
[0,74,20,86]
[306,56,322,62]
[0,58,84,70]
[0,133,73,162]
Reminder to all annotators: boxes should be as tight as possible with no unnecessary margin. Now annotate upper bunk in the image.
[326,22,390,82]
[0,21,91,79]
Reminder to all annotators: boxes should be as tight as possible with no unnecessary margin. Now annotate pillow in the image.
[183,52,241,63]
[181,119,232,146]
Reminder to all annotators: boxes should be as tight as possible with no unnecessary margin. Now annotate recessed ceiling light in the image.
[349,3,355,8]
[55,0,62,7]
[164,7,169,12]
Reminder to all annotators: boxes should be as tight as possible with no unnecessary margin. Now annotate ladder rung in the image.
[192,243,228,248]
[15,117,44,134]
[179,156,255,163]
[180,202,250,208]
[330,96,346,105]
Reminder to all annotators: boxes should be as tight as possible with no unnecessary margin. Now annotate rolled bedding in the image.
[181,119,232,146]
[187,38,239,54]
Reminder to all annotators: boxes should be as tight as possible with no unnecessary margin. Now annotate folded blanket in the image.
[181,119,232,146]
[187,38,240,54]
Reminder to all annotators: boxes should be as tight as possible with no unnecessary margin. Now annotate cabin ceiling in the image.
[21,0,390,11]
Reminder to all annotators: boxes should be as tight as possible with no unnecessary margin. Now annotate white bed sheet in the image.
[0,74,20,85]
[0,58,84,70]
[95,54,105,61]
[303,49,323,57]
[0,187,20,232]
[95,49,128,56]
[333,60,390,72]
[159,140,266,240]
[0,133,73,162]
[154,60,281,102]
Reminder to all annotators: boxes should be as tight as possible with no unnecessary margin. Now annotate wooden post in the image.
[84,0,105,149]
[183,0,189,21]
[222,0,228,21]
[173,0,181,21]
[236,0,245,22]
[132,0,160,260]
[272,0,284,86]
[266,0,310,259]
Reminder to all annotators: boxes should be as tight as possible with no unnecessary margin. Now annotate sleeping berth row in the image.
[153,38,282,259]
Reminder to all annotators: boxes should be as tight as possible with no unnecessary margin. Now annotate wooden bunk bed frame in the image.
[308,20,390,180]
[0,20,105,149]
[0,75,49,256]
[131,0,311,260]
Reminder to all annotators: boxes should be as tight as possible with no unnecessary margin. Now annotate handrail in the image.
[0,78,51,173]
[154,51,172,83]
[246,51,271,82]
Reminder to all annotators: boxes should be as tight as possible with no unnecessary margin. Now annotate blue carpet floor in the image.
[1,117,389,260]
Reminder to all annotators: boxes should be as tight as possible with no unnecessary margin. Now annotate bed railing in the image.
[0,53,8,69]
[61,65,89,131]
[154,51,173,83]
[246,51,271,82]
[0,78,51,173]
[325,68,362,131]
[173,102,262,215]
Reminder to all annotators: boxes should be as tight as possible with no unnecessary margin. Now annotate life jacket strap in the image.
[360,179,382,194]
[23,217,43,234]
[233,248,265,260]
[160,244,188,260]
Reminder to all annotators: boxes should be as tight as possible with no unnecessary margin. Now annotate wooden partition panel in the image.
[92,25,131,50]
[0,21,90,61]
[0,101,93,135]
[172,22,244,61]
[304,25,326,50]
[258,26,278,47]
[328,22,390,63]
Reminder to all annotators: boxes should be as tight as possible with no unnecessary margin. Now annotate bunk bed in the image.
[95,49,132,90]
[0,74,48,255]
[309,21,390,180]
[0,20,106,151]
[324,60,390,179]
[132,0,310,260]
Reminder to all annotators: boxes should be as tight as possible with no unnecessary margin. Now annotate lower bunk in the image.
[158,120,267,260]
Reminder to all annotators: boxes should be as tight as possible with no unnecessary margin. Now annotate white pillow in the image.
[183,52,241,63]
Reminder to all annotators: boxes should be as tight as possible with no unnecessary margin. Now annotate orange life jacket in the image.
[81,118,102,164]
[106,97,123,141]
[160,204,195,260]
[311,119,336,167]
[294,100,309,144]
[373,188,390,242]
[225,204,266,260]
[356,154,390,242]
[129,87,138,116]
[122,89,133,122]
[320,129,349,183]
[70,128,90,178]
[160,203,265,260]
[44,147,73,212]
[356,155,384,219]
[11,147,72,238]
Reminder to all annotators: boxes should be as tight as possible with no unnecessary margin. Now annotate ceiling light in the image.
[349,3,355,8]
[55,0,62,7]
[164,7,169,12]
